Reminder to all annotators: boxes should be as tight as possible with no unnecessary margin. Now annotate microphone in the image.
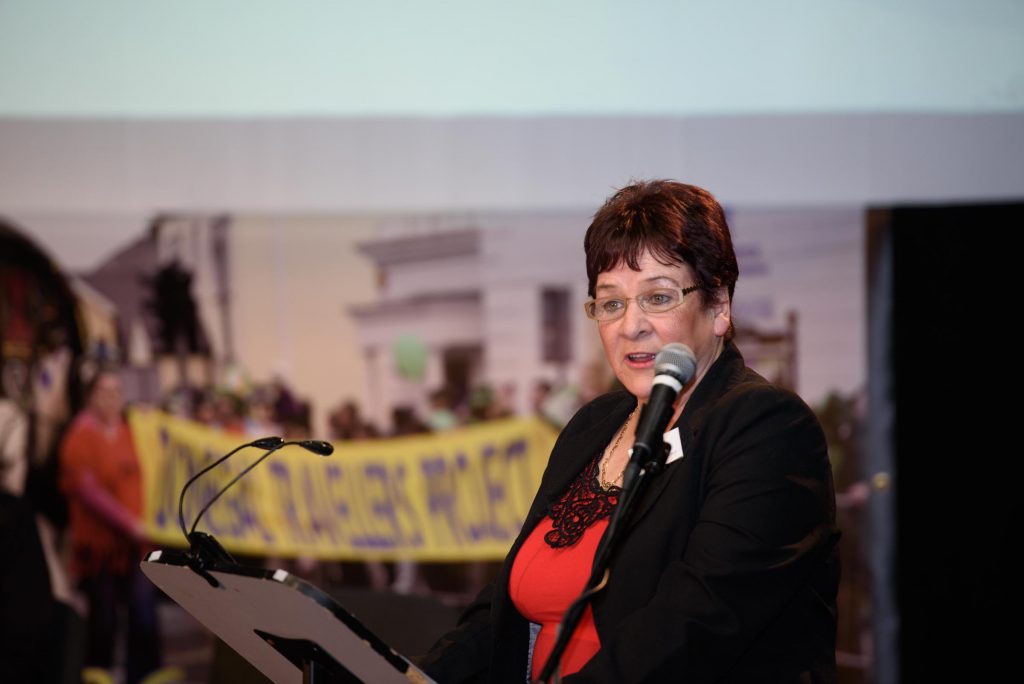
[177,436,284,540]
[187,439,334,537]
[296,439,334,456]
[622,343,697,491]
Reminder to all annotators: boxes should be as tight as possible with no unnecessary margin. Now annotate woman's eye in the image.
[647,293,672,305]
[601,299,624,313]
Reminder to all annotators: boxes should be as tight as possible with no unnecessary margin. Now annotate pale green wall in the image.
[2,0,1022,117]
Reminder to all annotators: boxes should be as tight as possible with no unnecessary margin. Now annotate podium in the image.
[141,549,436,684]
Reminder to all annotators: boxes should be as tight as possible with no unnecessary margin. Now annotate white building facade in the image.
[350,212,602,431]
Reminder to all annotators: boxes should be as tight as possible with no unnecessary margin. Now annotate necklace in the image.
[599,408,636,490]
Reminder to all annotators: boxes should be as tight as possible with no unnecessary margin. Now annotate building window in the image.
[541,287,570,364]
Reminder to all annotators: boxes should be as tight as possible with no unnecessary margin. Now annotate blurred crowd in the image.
[157,374,588,596]
[159,374,579,442]
[1,356,592,684]
[161,377,313,440]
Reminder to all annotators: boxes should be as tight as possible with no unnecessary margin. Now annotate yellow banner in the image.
[130,410,558,561]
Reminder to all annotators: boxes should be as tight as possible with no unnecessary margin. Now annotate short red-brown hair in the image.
[584,180,738,307]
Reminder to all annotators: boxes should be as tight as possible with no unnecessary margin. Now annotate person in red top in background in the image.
[59,368,161,684]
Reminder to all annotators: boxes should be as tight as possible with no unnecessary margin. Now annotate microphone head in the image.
[252,436,285,450]
[299,440,334,456]
[655,343,697,384]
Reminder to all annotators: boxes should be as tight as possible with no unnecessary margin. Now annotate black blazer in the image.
[420,342,840,683]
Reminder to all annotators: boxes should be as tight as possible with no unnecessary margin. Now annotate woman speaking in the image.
[418,180,839,683]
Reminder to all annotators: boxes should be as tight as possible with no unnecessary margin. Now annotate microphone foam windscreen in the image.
[655,343,697,383]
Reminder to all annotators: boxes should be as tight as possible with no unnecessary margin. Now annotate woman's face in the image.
[89,373,124,424]
[595,250,731,403]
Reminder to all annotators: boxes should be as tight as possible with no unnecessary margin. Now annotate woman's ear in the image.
[711,287,731,337]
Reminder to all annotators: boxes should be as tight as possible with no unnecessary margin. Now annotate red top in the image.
[510,515,609,680]
[58,412,143,575]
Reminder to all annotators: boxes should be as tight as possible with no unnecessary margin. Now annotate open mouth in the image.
[625,352,656,366]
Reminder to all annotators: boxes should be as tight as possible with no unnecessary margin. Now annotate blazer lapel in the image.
[539,393,636,511]
[515,341,746,543]
[625,341,747,528]
[500,392,637,578]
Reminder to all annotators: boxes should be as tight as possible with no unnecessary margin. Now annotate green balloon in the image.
[392,334,428,381]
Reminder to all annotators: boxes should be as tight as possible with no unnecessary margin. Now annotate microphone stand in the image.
[181,439,334,587]
[534,441,670,684]
[178,436,283,540]
[184,441,292,585]
[176,437,282,586]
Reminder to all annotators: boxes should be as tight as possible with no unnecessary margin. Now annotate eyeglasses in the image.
[584,285,701,321]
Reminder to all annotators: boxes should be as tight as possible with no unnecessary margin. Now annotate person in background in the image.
[530,380,553,417]
[193,388,217,426]
[0,395,29,493]
[329,399,378,440]
[418,180,839,683]
[244,386,281,437]
[2,392,62,682]
[487,382,517,420]
[0,489,57,683]
[212,391,246,434]
[426,387,458,432]
[59,368,161,684]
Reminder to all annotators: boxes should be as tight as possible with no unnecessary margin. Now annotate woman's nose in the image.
[620,300,651,338]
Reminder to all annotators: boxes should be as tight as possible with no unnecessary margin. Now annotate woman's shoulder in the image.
[563,390,635,433]
[706,366,825,447]
[706,358,811,413]
[687,342,814,425]
[584,389,635,413]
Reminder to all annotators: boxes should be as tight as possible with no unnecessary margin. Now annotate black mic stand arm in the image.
[534,440,670,684]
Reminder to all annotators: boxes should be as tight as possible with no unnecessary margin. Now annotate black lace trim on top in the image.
[543,454,620,548]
